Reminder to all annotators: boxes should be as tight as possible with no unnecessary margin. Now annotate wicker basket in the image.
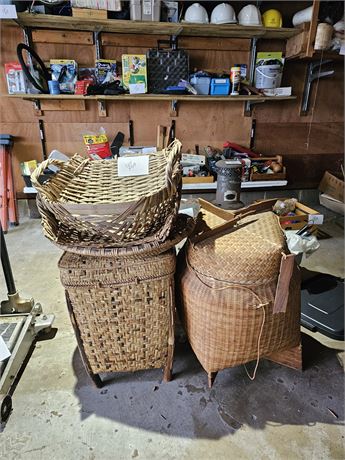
[177,199,301,386]
[32,140,182,245]
[59,250,176,386]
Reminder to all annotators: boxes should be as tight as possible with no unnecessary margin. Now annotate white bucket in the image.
[254,64,282,89]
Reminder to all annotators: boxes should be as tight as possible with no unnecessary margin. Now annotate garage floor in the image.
[0,206,344,460]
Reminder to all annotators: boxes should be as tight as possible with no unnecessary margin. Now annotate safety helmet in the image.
[238,5,262,26]
[211,3,237,24]
[262,9,282,28]
[184,3,209,24]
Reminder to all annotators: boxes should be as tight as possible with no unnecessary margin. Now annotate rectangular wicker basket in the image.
[58,250,176,386]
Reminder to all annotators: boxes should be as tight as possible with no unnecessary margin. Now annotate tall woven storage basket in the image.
[177,200,301,386]
[59,250,176,386]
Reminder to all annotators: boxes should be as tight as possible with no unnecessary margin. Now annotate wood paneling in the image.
[0,19,343,193]
[32,29,93,45]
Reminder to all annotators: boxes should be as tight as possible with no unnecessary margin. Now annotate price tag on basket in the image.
[118,155,149,177]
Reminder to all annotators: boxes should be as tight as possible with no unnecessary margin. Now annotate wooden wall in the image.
[0,21,343,193]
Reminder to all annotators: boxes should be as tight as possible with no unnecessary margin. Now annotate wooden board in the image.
[9,13,299,39]
[101,33,251,51]
[32,29,93,45]
[72,8,107,20]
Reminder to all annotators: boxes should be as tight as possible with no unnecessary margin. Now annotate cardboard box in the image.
[262,87,292,97]
[181,153,206,166]
[319,171,344,203]
[319,194,345,215]
[122,55,147,94]
[279,202,324,230]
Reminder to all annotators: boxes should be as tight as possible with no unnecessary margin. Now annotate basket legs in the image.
[265,343,303,371]
[207,371,218,388]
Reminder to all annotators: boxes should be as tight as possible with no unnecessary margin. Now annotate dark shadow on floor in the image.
[72,332,344,440]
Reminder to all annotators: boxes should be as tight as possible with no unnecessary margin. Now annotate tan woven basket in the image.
[177,199,301,385]
[32,140,182,245]
[59,250,176,386]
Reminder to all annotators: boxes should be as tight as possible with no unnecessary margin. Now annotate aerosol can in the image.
[230,65,241,95]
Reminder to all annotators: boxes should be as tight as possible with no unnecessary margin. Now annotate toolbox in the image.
[210,78,230,96]
[147,38,189,94]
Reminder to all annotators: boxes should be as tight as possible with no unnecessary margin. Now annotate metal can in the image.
[230,65,241,95]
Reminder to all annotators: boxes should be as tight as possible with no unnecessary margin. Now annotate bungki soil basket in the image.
[177,199,301,387]
[31,140,182,246]
[59,249,176,387]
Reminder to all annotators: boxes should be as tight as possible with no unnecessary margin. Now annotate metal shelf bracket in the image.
[301,59,334,115]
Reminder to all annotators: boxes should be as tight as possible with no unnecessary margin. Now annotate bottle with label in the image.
[230,65,241,95]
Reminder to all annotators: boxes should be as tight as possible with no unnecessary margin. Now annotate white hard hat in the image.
[211,3,237,24]
[184,3,209,24]
[238,4,262,26]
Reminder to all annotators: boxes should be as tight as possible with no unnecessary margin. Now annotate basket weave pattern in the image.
[59,251,176,374]
[32,140,182,245]
[178,210,301,374]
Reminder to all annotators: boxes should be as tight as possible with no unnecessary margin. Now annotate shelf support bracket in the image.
[98,99,107,117]
[170,100,178,117]
[32,99,43,116]
[244,37,258,117]
[300,59,334,115]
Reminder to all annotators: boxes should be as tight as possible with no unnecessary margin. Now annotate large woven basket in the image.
[59,250,176,386]
[177,199,300,385]
[32,140,182,245]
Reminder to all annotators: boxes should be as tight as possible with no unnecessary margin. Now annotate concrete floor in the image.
[0,204,344,460]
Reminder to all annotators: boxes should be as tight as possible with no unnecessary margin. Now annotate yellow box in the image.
[121,55,147,94]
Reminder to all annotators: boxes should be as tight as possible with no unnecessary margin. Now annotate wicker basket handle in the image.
[31,158,66,193]
[192,198,278,245]
[164,140,182,195]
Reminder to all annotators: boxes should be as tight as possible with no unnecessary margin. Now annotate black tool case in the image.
[301,271,344,341]
[147,37,189,94]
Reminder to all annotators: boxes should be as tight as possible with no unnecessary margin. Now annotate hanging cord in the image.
[305,50,324,151]
[186,258,269,380]
[244,305,266,380]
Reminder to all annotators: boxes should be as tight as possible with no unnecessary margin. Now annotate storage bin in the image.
[210,78,230,95]
[177,199,301,386]
[59,249,176,386]
[190,75,211,95]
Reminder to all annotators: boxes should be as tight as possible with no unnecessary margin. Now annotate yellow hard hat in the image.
[262,9,282,28]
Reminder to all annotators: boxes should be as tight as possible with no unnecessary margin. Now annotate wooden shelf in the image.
[8,94,297,103]
[182,180,288,191]
[8,13,299,39]
[287,51,344,62]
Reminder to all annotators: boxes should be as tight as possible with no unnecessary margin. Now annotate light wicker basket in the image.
[59,250,176,387]
[177,199,301,387]
[32,140,182,245]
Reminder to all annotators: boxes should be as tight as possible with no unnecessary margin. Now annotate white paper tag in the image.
[308,214,324,225]
[0,336,11,362]
[118,156,149,177]
[340,43,345,56]
[129,83,146,94]
[0,4,17,19]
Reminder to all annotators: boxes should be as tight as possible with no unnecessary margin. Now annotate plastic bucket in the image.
[254,64,282,89]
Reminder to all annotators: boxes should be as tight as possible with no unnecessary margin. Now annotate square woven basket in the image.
[59,250,176,386]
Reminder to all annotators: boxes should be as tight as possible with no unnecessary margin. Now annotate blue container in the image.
[190,75,211,95]
[210,78,230,96]
[48,80,60,95]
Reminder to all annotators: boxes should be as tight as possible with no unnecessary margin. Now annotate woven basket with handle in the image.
[59,250,176,385]
[31,140,182,245]
[177,199,301,384]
